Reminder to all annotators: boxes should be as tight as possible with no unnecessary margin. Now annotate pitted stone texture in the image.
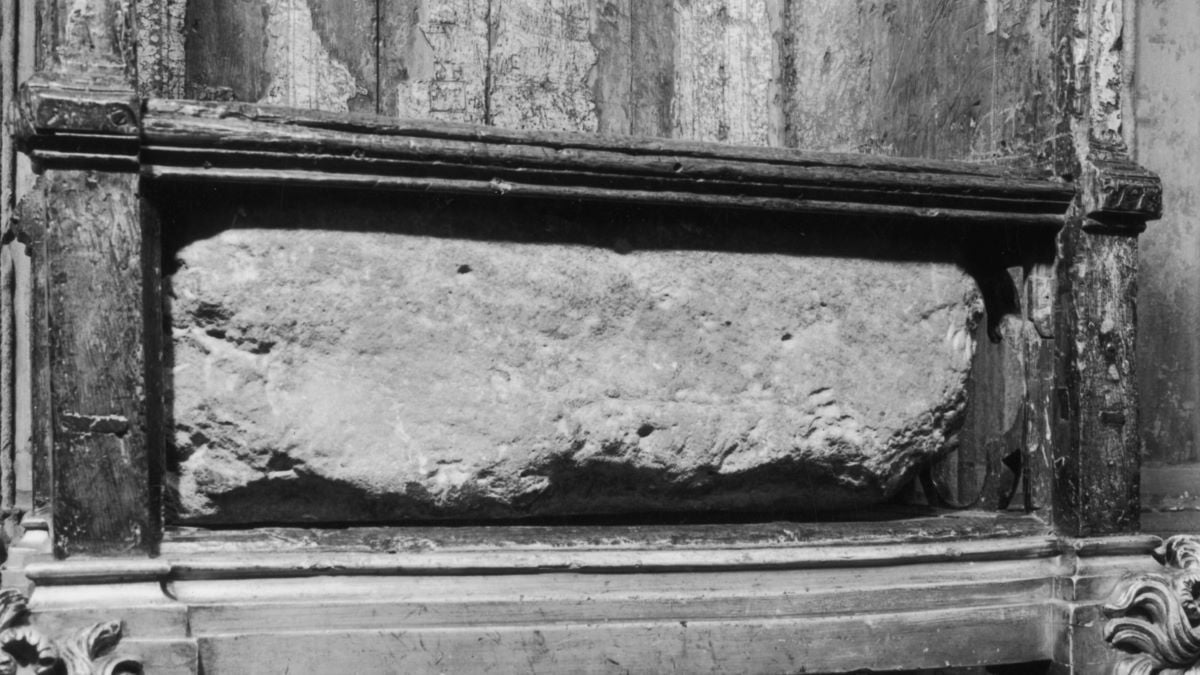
[169,228,979,523]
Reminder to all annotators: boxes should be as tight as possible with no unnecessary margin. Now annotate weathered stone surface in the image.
[168,217,980,524]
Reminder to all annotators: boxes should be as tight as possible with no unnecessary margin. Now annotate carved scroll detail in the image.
[0,588,140,675]
[1104,535,1200,674]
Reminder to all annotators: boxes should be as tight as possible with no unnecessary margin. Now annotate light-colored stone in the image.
[169,227,979,523]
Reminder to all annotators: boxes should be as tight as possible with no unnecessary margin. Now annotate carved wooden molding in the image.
[1104,535,1200,674]
[18,79,1172,233]
[12,77,1094,227]
[1082,148,1165,232]
[14,75,139,168]
[0,587,141,674]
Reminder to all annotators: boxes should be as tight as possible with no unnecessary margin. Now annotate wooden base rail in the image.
[0,532,1163,674]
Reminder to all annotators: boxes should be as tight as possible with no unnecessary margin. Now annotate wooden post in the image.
[1051,0,1162,538]
[1054,153,1160,537]
[17,0,158,557]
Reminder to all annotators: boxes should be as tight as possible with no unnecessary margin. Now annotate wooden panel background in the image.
[140,0,1066,517]
[167,0,1061,153]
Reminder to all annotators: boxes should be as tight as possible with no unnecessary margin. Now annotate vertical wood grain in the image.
[1055,225,1140,535]
[487,0,598,132]
[1,0,18,537]
[1024,262,1061,518]
[1,0,14,232]
[378,0,489,122]
[776,1,872,152]
[24,182,51,520]
[13,0,39,522]
[629,0,675,138]
[866,1,991,159]
[781,0,1056,160]
[0,247,11,533]
[671,0,772,145]
[588,0,629,135]
[184,0,270,101]
[28,0,156,556]
[376,0,777,142]
[186,0,376,112]
[1051,0,1141,537]
[558,0,676,138]
[43,171,150,555]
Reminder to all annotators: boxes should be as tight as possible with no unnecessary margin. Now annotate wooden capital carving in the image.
[1081,148,1164,233]
[1104,535,1200,674]
[14,74,139,172]
[0,587,141,674]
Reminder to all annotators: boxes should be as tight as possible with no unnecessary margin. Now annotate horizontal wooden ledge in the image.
[25,525,1159,585]
[161,511,1055,555]
[136,100,1071,224]
[141,165,1069,226]
[164,537,1069,580]
[26,536,1065,584]
[16,83,1079,225]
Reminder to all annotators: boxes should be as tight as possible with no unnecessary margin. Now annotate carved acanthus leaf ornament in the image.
[1105,535,1200,674]
[0,588,140,675]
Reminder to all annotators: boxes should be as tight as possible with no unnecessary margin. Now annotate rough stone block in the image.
[168,220,979,523]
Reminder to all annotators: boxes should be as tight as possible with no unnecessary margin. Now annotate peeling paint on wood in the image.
[379,0,490,122]
[55,0,137,74]
[185,0,373,112]
[1055,225,1140,535]
[1086,0,1123,145]
[304,0,378,112]
[1049,0,1144,537]
[136,0,186,97]
[260,0,360,111]
[488,0,598,132]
